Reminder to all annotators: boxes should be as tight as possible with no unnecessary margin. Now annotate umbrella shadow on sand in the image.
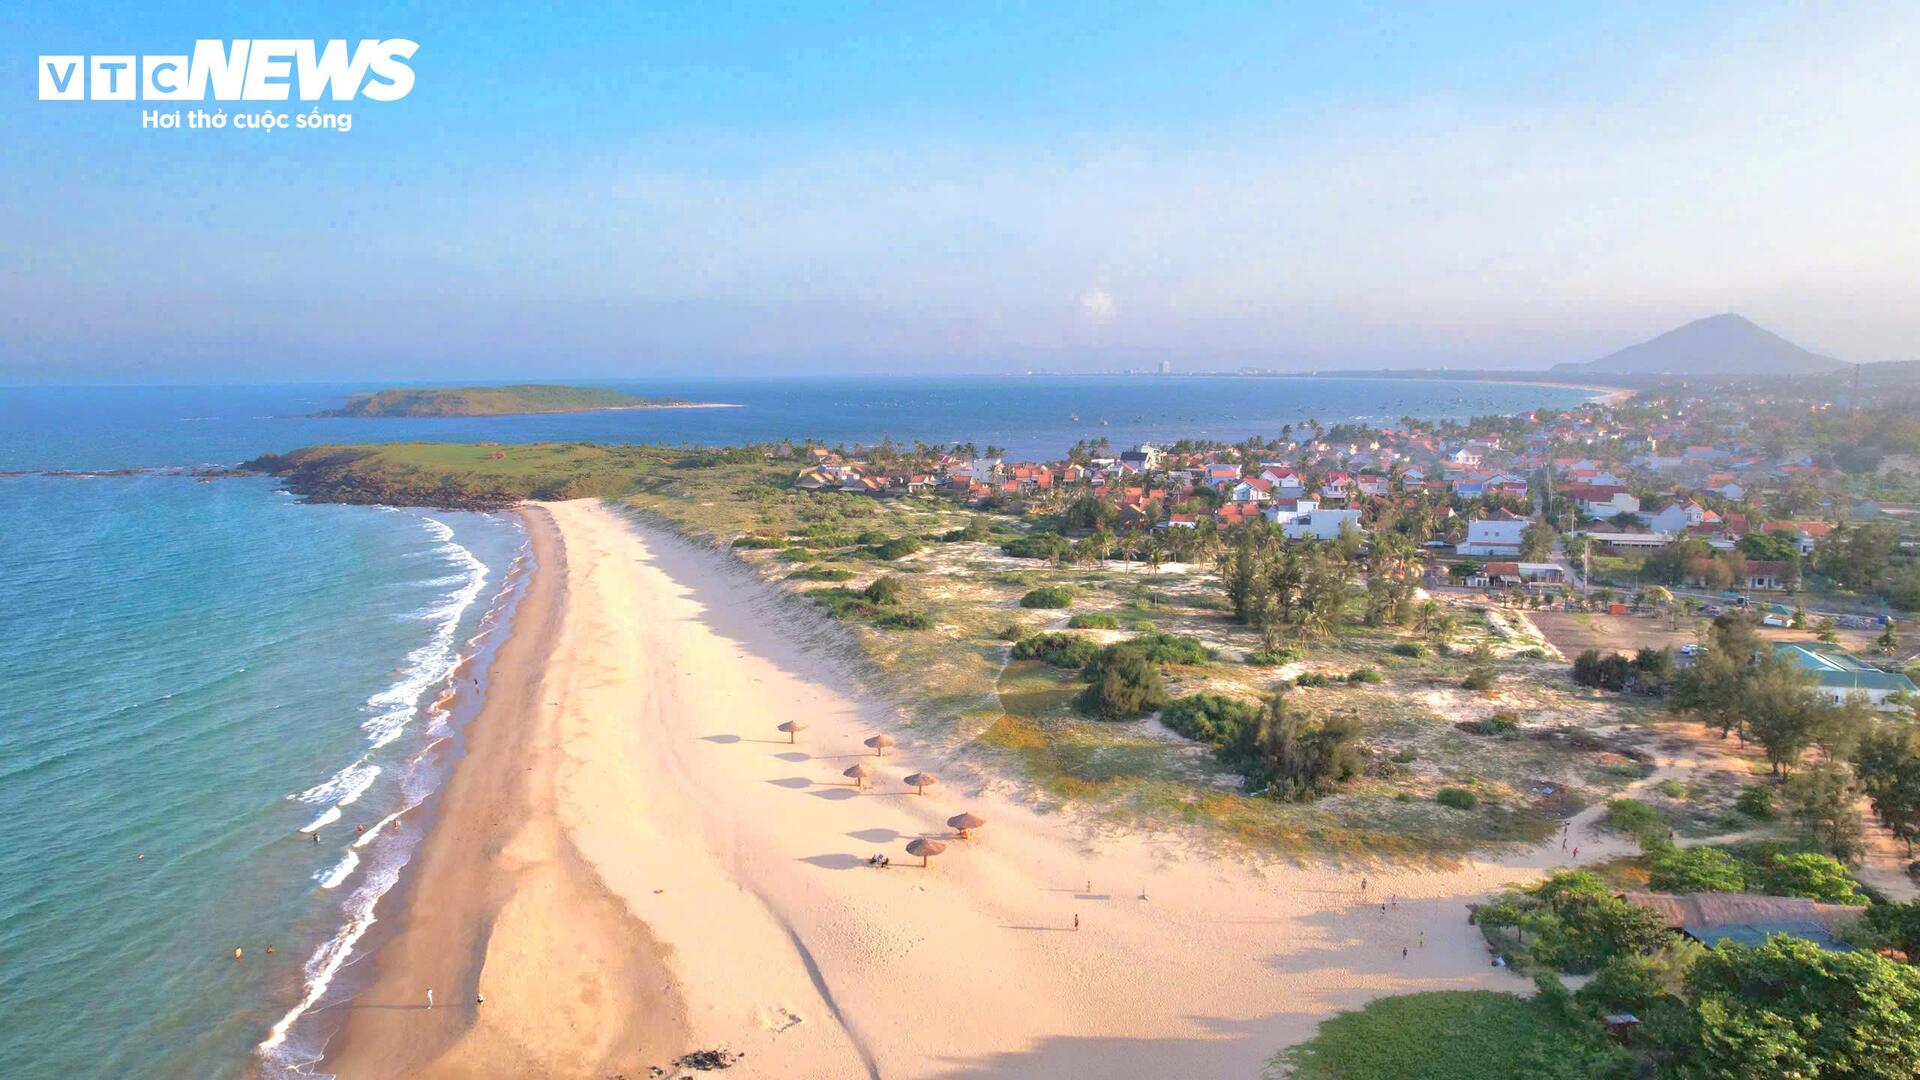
[847,828,903,843]
[767,776,813,789]
[797,853,868,871]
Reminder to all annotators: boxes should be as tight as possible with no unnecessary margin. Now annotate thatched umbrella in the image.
[905,837,948,868]
[863,734,896,757]
[947,811,986,839]
[843,762,874,790]
[903,771,939,796]
[777,720,807,744]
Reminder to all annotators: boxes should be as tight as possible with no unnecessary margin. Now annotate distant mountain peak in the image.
[1554,314,1848,376]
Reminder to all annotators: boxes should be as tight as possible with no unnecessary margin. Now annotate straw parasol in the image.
[903,771,939,796]
[947,811,986,839]
[905,837,948,867]
[843,762,874,789]
[777,720,807,744]
[863,734,896,756]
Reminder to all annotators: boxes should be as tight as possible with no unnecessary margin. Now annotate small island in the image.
[313,384,737,418]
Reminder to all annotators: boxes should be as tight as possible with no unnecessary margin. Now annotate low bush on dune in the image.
[1436,787,1479,811]
[1077,645,1167,720]
[862,575,905,605]
[879,609,933,630]
[1019,585,1076,609]
[1160,693,1261,744]
[1066,612,1118,629]
[788,566,854,582]
[1124,632,1215,666]
[868,535,922,560]
[1012,631,1100,669]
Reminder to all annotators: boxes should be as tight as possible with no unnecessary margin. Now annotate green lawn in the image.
[1275,991,1623,1080]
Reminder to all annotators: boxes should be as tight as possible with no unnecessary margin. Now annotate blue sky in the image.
[3,2,1917,381]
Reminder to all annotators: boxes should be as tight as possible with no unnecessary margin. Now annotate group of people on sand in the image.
[866,853,893,869]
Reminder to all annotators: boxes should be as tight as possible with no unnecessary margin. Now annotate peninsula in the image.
[313,384,737,418]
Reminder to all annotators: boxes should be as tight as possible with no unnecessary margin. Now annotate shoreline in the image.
[309,498,1621,1078]
[314,505,689,1077]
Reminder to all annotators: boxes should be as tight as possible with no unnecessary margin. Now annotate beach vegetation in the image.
[1276,990,1628,1080]
[862,575,905,605]
[1077,646,1167,720]
[1646,846,1747,893]
[1020,585,1076,609]
[1477,870,1670,974]
[1066,612,1118,629]
[1436,787,1478,810]
[1011,632,1100,669]
[1159,693,1261,744]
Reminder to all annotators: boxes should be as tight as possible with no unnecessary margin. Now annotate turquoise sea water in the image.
[0,376,1592,1077]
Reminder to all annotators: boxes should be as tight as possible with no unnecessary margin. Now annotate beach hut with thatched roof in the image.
[843,762,874,789]
[947,811,986,839]
[863,734,896,756]
[777,720,807,744]
[903,771,938,796]
[905,837,947,868]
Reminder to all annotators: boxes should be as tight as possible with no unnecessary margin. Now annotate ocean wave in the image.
[297,806,341,833]
[291,762,380,807]
[359,517,488,749]
[315,850,359,890]
[257,854,405,1069]
[259,515,529,1075]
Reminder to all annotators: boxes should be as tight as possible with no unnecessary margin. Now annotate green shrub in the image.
[731,535,786,549]
[1067,613,1119,629]
[1020,585,1075,609]
[1126,632,1215,666]
[1475,710,1520,735]
[997,623,1028,642]
[862,576,905,605]
[778,547,819,562]
[1347,667,1383,684]
[1124,618,1157,632]
[1735,784,1775,819]
[1462,666,1498,691]
[788,566,855,582]
[1247,647,1302,666]
[1391,748,1418,763]
[1477,870,1671,974]
[1011,631,1100,669]
[1518,647,1549,660]
[1656,778,1688,799]
[1437,787,1479,811]
[1001,532,1072,560]
[1648,846,1746,893]
[854,529,888,545]
[1077,645,1167,720]
[1160,694,1261,744]
[806,587,878,620]
[870,536,922,560]
[1603,799,1670,850]
[1390,642,1426,658]
[1757,851,1865,903]
[879,609,933,630]
[1296,672,1336,688]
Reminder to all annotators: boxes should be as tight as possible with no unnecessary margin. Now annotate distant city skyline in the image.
[3,2,1917,382]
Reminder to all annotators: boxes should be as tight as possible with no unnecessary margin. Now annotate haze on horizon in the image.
[2,2,1917,383]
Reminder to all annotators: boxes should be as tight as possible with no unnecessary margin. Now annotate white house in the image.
[1457,517,1530,557]
[1263,499,1366,541]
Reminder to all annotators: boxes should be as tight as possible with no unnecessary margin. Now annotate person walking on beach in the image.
[426,988,434,1010]
[1073,913,1080,931]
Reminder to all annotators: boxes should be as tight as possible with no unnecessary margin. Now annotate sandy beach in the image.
[321,499,1624,1079]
